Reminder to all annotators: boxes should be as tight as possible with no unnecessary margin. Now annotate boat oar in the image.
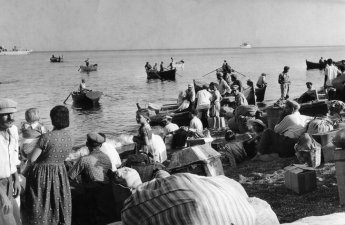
[63,92,72,104]
[103,94,118,100]
[202,67,221,77]
[0,80,20,84]
[232,69,248,78]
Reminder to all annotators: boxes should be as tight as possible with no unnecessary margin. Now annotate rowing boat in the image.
[146,69,176,80]
[79,64,98,72]
[50,57,63,63]
[71,91,103,107]
[306,59,345,70]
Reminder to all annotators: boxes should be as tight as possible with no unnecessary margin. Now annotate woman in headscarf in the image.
[132,109,166,163]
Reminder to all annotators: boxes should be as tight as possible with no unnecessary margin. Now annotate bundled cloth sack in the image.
[121,173,257,225]
[294,133,321,168]
[306,117,334,136]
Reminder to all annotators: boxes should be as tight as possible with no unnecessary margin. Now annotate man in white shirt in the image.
[162,116,179,136]
[0,98,21,224]
[324,58,340,90]
[196,85,212,128]
[188,109,203,136]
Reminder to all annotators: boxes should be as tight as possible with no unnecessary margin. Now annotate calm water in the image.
[1,46,344,146]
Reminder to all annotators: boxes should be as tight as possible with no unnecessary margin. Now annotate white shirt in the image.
[196,89,212,110]
[0,125,20,179]
[163,123,179,136]
[189,116,203,133]
[325,64,340,86]
[274,112,311,139]
[100,142,121,171]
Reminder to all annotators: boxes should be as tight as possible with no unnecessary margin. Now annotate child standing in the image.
[20,108,47,158]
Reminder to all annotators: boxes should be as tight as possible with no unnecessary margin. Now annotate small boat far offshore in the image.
[0,45,32,55]
[240,43,252,49]
[79,64,98,72]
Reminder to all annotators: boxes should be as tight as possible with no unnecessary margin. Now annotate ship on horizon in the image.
[240,42,252,49]
[0,45,33,55]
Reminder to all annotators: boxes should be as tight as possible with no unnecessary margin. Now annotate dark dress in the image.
[24,129,73,225]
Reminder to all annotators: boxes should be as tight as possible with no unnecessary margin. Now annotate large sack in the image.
[122,173,256,225]
[307,118,334,135]
[249,197,279,225]
[294,133,321,168]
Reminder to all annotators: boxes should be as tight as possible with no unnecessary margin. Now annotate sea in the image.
[1,46,344,147]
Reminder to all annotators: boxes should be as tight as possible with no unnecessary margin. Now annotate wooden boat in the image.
[306,59,345,70]
[79,64,98,72]
[146,69,176,80]
[50,56,63,63]
[71,91,103,107]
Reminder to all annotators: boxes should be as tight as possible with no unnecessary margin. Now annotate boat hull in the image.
[0,50,32,55]
[146,69,176,80]
[79,64,98,72]
[71,91,103,107]
[50,57,63,63]
[306,59,345,70]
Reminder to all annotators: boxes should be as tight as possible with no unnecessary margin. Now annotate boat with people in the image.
[306,59,345,70]
[79,64,98,72]
[146,68,176,80]
[50,56,63,63]
[240,42,252,48]
[0,45,33,55]
[71,90,103,107]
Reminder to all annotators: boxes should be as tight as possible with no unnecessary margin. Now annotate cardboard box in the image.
[284,165,317,194]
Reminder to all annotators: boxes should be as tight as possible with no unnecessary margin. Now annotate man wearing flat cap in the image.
[0,98,21,224]
[69,132,115,224]
[278,66,291,100]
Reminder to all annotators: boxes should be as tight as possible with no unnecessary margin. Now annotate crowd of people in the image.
[145,57,184,72]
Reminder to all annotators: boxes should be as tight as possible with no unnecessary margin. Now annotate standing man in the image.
[216,72,231,96]
[196,85,212,128]
[256,73,267,88]
[184,84,196,110]
[79,78,86,92]
[0,98,21,225]
[278,66,291,100]
[160,61,164,72]
[324,58,340,91]
[169,57,174,70]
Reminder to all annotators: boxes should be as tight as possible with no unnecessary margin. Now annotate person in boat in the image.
[51,54,55,59]
[160,61,164,72]
[232,85,248,108]
[324,58,341,91]
[196,84,212,128]
[297,82,317,104]
[162,115,179,137]
[256,73,267,88]
[230,74,243,92]
[169,57,174,70]
[144,62,152,71]
[222,60,232,77]
[85,58,90,67]
[278,66,291,100]
[79,78,87,92]
[152,63,158,71]
[184,84,196,110]
[216,72,231,96]
[319,57,324,65]
[252,100,312,161]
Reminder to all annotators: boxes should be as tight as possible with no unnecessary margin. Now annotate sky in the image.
[1,0,345,51]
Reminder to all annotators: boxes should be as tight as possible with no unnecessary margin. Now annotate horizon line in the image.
[32,45,345,53]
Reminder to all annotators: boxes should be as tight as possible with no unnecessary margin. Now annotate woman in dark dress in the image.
[24,105,73,225]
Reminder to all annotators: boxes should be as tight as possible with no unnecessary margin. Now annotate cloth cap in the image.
[248,119,266,129]
[261,73,266,76]
[87,132,105,144]
[188,84,193,88]
[0,98,17,114]
[284,66,290,71]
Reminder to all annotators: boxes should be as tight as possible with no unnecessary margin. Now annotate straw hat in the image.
[0,98,17,114]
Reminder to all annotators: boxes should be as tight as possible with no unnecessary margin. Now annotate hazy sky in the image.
[1,0,345,51]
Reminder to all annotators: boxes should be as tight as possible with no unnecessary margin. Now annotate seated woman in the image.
[297,82,317,103]
[252,100,312,161]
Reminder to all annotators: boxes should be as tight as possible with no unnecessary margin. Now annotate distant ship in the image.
[0,46,33,55]
[240,43,252,49]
